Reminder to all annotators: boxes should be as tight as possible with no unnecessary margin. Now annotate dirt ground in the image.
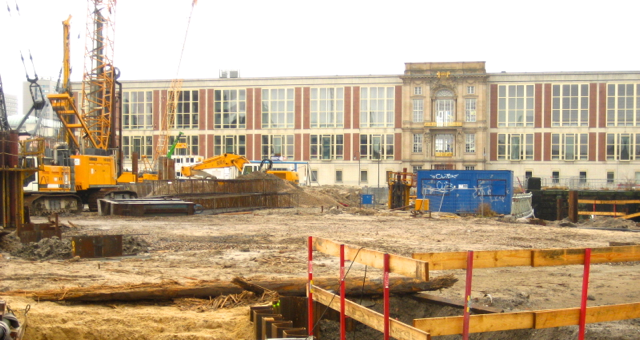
[1,185,640,339]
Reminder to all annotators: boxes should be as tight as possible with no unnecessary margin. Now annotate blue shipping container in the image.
[416,170,513,215]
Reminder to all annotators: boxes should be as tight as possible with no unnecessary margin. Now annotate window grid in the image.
[214,135,246,156]
[262,88,295,128]
[467,86,475,94]
[360,87,395,128]
[174,90,199,129]
[497,133,534,160]
[360,134,394,160]
[311,88,344,128]
[123,91,153,129]
[552,84,589,127]
[465,165,476,170]
[465,98,477,122]
[169,135,199,156]
[262,135,294,160]
[606,133,639,161]
[413,134,423,153]
[498,85,534,127]
[551,133,588,160]
[465,134,475,153]
[414,87,422,95]
[412,165,422,173]
[123,135,153,159]
[412,99,424,122]
[310,134,344,160]
[607,84,640,127]
[435,134,454,156]
[214,89,246,129]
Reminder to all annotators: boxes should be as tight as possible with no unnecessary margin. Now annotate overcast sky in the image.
[2,0,639,111]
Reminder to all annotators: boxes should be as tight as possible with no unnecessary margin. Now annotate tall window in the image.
[214,135,246,156]
[498,85,534,127]
[552,171,560,184]
[498,134,534,160]
[412,99,424,122]
[262,135,294,159]
[360,134,394,160]
[214,89,246,129]
[169,134,198,156]
[435,134,454,156]
[607,84,640,126]
[174,90,199,129]
[311,88,344,128]
[551,134,588,160]
[552,84,589,127]
[122,136,153,159]
[262,88,294,128]
[310,134,344,160]
[606,133,638,160]
[414,87,422,95]
[360,87,395,128]
[465,98,476,122]
[413,134,423,153]
[360,170,368,183]
[336,170,343,183]
[607,172,614,183]
[465,134,475,153]
[123,91,153,129]
[467,86,475,94]
[435,89,455,126]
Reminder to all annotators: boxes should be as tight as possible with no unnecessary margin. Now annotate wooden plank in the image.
[312,285,430,340]
[412,245,640,270]
[414,303,640,335]
[412,250,532,270]
[622,211,640,220]
[535,303,640,329]
[578,211,625,216]
[313,238,429,281]
[532,245,640,266]
[413,312,534,336]
[578,199,640,204]
[413,293,503,314]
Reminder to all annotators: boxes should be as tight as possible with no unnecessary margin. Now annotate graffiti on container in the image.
[472,181,506,202]
[423,181,456,195]
[429,173,459,179]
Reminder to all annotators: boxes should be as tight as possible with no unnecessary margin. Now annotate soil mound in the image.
[11,237,72,261]
[0,231,22,252]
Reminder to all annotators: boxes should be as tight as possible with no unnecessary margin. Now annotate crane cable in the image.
[173,0,198,79]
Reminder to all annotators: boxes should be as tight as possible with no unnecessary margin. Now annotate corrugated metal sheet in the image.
[416,170,514,215]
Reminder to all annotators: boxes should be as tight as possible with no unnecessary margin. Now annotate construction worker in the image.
[0,312,19,340]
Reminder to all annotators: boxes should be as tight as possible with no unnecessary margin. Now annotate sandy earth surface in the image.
[1,186,640,339]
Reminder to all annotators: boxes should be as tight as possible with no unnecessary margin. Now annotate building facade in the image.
[115,62,640,187]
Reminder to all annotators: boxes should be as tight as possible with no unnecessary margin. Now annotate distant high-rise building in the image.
[4,94,18,116]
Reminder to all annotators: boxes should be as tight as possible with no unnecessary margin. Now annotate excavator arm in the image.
[181,153,250,178]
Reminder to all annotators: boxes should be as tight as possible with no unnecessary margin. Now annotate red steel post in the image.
[579,248,592,340]
[308,236,314,337]
[384,253,390,340]
[462,250,474,340]
[340,244,346,340]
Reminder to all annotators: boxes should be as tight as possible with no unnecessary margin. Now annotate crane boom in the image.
[0,75,9,131]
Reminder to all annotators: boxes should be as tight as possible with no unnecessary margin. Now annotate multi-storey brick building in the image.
[118,62,640,186]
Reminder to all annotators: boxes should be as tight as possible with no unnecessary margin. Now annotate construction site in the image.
[2,1,640,340]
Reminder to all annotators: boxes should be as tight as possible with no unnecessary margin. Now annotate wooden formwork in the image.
[411,245,640,337]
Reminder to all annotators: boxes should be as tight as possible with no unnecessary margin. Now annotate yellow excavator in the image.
[181,154,299,184]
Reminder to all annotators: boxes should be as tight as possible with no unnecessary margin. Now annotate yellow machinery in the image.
[181,153,250,179]
[387,170,416,210]
[25,3,135,215]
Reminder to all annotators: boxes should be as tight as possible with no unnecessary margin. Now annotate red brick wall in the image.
[344,133,351,161]
[254,88,262,130]
[535,84,542,128]
[589,132,596,161]
[598,132,606,161]
[599,83,606,128]
[303,87,310,130]
[303,134,310,161]
[489,133,497,161]
[534,133,542,161]
[295,133,302,160]
[344,87,352,129]
[589,83,597,128]
[353,87,360,129]
[295,87,302,130]
[254,134,262,160]
[246,89,254,130]
[246,134,254,160]
[206,89,214,130]
[353,133,360,160]
[544,84,552,128]
[490,84,498,128]
[543,133,551,161]
[206,134,213,158]
[395,133,402,161]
